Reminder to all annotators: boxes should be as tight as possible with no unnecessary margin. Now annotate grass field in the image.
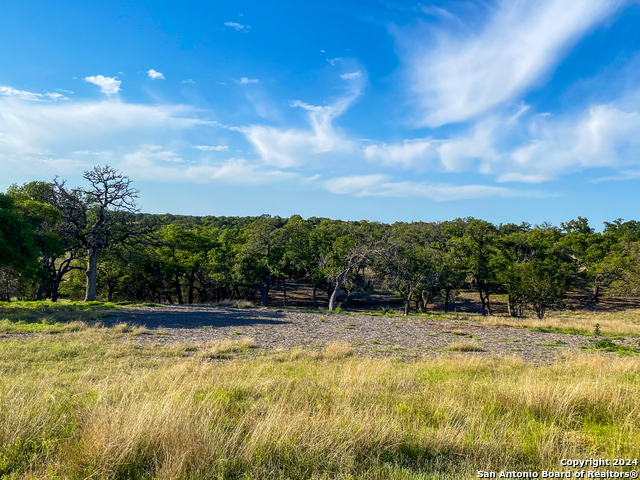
[1,302,640,479]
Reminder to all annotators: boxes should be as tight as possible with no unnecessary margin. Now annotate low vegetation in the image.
[0,326,639,479]
[445,340,486,352]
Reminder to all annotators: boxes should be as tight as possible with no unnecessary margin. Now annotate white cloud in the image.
[364,139,437,169]
[242,72,366,167]
[84,75,121,95]
[224,22,250,31]
[327,57,342,66]
[193,145,228,151]
[404,0,627,126]
[182,79,195,84]
[0,98,211,167]
[340,71,362,80]
[364,96,640,183]
[323,175,546,200]
[122,146,294,185]
[237,77,259,84]
[421,5,457,21]
[593,169,640,183]
[323,174,389,195]
[147,69,165,80]
[126,144,184,163]
[0,86,67,101]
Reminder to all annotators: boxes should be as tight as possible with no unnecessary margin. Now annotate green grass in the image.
[582,338,639,356]
[445,341,486,352]
[536,340,567,347]
[3,327,640,478]
[528,326,589,335]
[1,330,639,478]
[0,301,164,334]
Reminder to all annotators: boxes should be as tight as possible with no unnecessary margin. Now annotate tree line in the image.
[2,166,640,318]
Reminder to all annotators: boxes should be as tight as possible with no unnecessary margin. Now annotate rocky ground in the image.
[104,305,640,362]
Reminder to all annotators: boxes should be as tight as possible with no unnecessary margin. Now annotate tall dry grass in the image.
[480,308,640,336]
[1,328,639,479]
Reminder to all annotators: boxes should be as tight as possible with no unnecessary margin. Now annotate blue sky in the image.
[2,0,640,227]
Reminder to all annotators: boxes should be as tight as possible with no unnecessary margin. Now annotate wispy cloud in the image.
[403,0,627,126]
[0,86,67,101]
[122,146,295,185]
[323,175,547,200]
[237,77,259,84]
[193,145,228,151]
[593,170,640,183]
[0,98,211,167]
[365,95,640,183]
[224,21,250,31]
[420,5,457,21]
[340,71,362,80]
[84,75,121,95]
[182,79,195,84]
[147,69,165,80]
[364,139,437,169]
[242,71,366,167]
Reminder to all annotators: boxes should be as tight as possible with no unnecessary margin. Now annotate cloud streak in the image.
[122,146,295,185]
[0,86,67,101]
[242,71,366,167]
[84,75,121,95]
[404,0,627,126]
[364,95,640,183]
[224,22,250,31]
[323,174,548,200]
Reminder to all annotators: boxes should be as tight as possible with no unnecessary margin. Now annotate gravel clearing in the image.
[102,305,639,362]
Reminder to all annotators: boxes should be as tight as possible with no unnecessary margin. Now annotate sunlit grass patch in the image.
[323,341,355,359]
[1,329,640,479]
[537,340,567,347]
[210,299,254,308]
[445,341,486,352]
[203,338,257,359]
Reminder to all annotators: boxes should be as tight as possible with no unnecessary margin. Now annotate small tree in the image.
[236,216,285,307]
[53,166,143,301]
[520,259,572,319]
[461,219,504,315]
[323,221,384,311]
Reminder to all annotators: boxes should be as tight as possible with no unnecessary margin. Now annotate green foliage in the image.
[3,178,640,313]
[0,194,38,272]
[588,338,638,355]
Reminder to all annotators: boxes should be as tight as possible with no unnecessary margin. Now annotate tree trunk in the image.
[312,285,318,309]
[444,287,451,313]
[84,247,99,302]
[420,290,430,310]
[329,269,348,311]
[404,297,411,316]
[175,274,184,305]
[282,280,287,307]
[51,276,61,303]
[188,270,195,304]
[36,282,46,301]
[478,284,487,315]
[261,278,271,307]
[108,285,115,302]
[592,284,600,303]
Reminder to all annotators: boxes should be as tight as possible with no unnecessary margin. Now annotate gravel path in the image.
[103,306,639,362]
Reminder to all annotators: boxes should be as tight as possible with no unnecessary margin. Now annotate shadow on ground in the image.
[104,306,290,330]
